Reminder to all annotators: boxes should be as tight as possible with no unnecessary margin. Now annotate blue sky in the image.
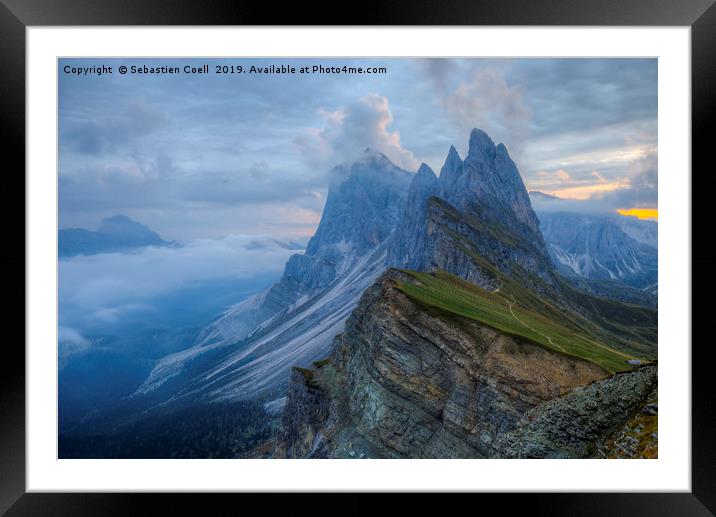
[59,58,657,240]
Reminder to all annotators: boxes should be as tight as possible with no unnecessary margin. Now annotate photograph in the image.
[57,57,658,460]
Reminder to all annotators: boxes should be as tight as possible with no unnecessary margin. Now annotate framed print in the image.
[2,0,714,513]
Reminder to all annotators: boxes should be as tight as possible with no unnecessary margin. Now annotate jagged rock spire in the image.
[467,128,497,162]
[387,128,554,287]
[439,145,463,186]
[415,162,438,181]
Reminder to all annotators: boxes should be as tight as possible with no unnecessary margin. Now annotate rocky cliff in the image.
[492,363,657,458]
[274,270,657,459]
[273,269,631,459]
[275,128,657,460]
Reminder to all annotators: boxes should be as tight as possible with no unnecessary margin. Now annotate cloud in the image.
[59,154,327,239]
[58,326,92,367]
[530,169,630,200]
[509,59,657,138]
[248,160,270,180]
[421,58,461,92]
[58,235,301,335]
[295,94,419,171]
[419,59,657,182]
[529,149,658,214]
[616,152,658,207]
[421,61,532,157]
[443,68,532,155]
[58,58,657,240]
[62,100,167,155]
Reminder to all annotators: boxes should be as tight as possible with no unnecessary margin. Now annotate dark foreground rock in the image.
[492,363,657,458]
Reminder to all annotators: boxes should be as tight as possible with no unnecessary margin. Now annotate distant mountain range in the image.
[529,194,658,295]
[59,215,171,257]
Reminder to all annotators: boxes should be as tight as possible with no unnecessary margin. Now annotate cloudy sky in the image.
[59,58,657,240]
[58,58,658,346]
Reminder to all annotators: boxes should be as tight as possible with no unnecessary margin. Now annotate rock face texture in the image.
[274,270,609,459]
[388,129,555,292]
[309,150,412,260]
[492,364,657,458]
[242,151,412,329]
[387,163,441,271]
[422,196,554,291]
[596,384,658,459]
[442,131,543,243]
[273,368,331,459]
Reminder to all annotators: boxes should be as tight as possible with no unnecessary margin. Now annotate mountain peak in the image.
[306,153,412,256]
[467,128,496,160]
[416,162,437,180]
[439,145,463,186]
[446,145,461,162]
[59,215,167,257]
[356,147,391,166]
[388,128,552,287]
[96,214,161,239]
[445,145,462,169]
[102,214,134,224]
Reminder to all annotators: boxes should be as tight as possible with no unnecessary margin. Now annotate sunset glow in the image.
[616,208,658,221]
[545,179,630,200]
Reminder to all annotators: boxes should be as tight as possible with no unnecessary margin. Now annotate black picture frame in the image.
[2,0,713,514]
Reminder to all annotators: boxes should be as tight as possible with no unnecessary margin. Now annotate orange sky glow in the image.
[616,208,658,221]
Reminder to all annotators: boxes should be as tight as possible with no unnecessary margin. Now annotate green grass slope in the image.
[395,270,645,374]
[446,231,657,359]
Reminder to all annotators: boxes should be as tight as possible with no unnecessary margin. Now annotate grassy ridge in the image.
[396,270,640,374]
[445,235,657,360]
[555,275,658,351]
